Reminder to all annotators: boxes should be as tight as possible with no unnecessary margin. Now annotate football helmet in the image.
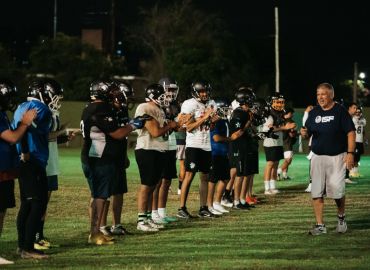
[213,97,232,120]
[107,83,128,110]
[159,77,179,103]
[90,80,111,102]
[112,80,134,100]
[191,81,211,103]
[28,78,63,112]
[0,79,17,112]
[235,86,256,107]
[145,83,169,108]
[268,92,285,112]
[250,98,269,126]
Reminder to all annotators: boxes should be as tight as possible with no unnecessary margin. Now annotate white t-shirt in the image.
[262,115,283,147]
[231,99,239,110]
[135,102,167,151]
[353,116,366,143]
[181,98,216,151]
[168,131,177,151]
[46,112,60,176]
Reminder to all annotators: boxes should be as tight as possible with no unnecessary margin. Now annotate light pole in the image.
[53,0,57,38]
[353,62,358,103]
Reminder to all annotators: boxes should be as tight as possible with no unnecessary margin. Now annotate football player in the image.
[0,79,37,263]
[177,81,217,218]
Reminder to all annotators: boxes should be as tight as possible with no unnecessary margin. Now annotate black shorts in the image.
[135,149,166,187]
[185,147,212,174]
[111,166,128,195]
[18,161,48,203]
[355,142,364,162]
[237,151,259,177]
[47,175,58,191]
[161,150,177,180]
[264,146,284,162]
[210,155,230,183]
[82,158,116,199]
[0,180,15,212]
[228,151,239,169]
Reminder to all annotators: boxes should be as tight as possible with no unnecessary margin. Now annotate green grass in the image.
[1,149,370,269]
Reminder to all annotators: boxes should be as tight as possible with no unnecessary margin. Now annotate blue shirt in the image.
[306,103,355,156]
[0,112,19,171]
[12,99,52,168]
[210,119,229,156]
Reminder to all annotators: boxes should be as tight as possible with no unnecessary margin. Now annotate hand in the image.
[203,107,214,119]
[345,153,355,170]
[305,105,314,112]
[21,109,37,126]
[167,120,178,130]
[300,127,308,137]
[129,117,145,130]
[177,113,193,127]
[285,122,296,130]
[20,152,30,162]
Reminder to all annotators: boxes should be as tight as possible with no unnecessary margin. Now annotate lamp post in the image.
[353,62,358,103]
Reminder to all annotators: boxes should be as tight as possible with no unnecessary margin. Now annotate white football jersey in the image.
[353,116,366,143]
[262,115,283,147]
[181,98,217,150]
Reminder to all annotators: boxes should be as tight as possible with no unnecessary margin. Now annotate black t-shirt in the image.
[80,102,122,164]
[229,108,258,154]
[306,103,355,156]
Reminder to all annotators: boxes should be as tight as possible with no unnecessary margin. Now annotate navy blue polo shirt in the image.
[305,103,355,156]
[0,112,19,171]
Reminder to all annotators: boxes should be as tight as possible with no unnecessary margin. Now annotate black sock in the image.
[179,181,182,190]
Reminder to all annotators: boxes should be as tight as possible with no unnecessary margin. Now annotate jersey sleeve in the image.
[181,100,194,114]
[92,112,118,134]
[229,110,243,133]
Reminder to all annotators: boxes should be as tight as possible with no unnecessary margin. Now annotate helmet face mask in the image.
[268,93,285,112]
[28,79,63,112]
[159,77,179,104]
[214,98,231,120]
[145,83,169,108]
[191,81,211,103]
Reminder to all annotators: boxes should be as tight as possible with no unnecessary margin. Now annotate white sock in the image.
[277,168,282,175]
[264,181,270,191]
[283,171,287,178]
[151,210,159,219]
[240,199,246,205]
[213,201,221,207]
[270,180,277,190]
[158,208,166,218]
[234,200,240,206]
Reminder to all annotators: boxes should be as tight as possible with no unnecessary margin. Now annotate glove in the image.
[129,114,152,130]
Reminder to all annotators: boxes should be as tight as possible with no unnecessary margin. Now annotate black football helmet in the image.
[267,92,285,112]
[235,86,256,107]
[159,77,179,103]
[0,79,17,112]
[214,97,232,120]
[28,78,63,112]
[106,83,128,111]
[145,83,169,108]
[250,98,269,126]
[90,81,111,102]
[112,80,134,100]
[191,81,211,103]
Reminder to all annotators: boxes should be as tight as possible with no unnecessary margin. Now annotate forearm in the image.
[0,124,28,144]
[186,117,207,132]
[347,131,356,152]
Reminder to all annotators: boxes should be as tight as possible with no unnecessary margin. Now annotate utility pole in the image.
[353,62,358,103]
[110,0,116,57]
[53,0,57,38]
[275,6,280,93]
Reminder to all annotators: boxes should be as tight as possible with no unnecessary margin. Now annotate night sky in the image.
[1,1,369,106]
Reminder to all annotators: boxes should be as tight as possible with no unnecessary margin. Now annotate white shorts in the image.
[310,152,346,199]
[176,145,186,160]
[284,151,293,159]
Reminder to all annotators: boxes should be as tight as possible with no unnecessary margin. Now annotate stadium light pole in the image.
[353,62,358,103]
[53,0,57,38]
[275,6,280,93]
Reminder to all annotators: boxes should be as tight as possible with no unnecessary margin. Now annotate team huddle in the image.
[0,77,366,263]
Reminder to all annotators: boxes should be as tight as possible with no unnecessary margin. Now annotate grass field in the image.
[1,148,370,270]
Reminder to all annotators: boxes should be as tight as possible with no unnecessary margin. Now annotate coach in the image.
[301,83,355,236]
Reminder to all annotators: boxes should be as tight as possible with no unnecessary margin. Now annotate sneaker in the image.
[213,202,230,213]
[111,224,131,236]
[283,176,292,180]
[21,249,49,259]
[345,178,356,184]
[246,196,256,205]
[270,189,280,194]
[88,233,115,245]
[336,217,348,233]
[198,207,216,218]
[208,206,223,216]
[309,224,327,236]
[221,199,233,208]
[136,221,159,232]
[264,189,273,195]
[0,256,14,265]
[99,225,112,236]
[162,216,178,223]
[152,216,169,225]
[34,241,49,250]
[147,218,165,229]
[177,207,194,219]
[233,203,250,210]
[177,189,181,195]
[305,183,312,192]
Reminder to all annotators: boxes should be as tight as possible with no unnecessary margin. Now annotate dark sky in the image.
[1,1,369,105]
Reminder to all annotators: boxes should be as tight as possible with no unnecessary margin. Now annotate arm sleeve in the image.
[181,100,193,114]
[302,112,309,126]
